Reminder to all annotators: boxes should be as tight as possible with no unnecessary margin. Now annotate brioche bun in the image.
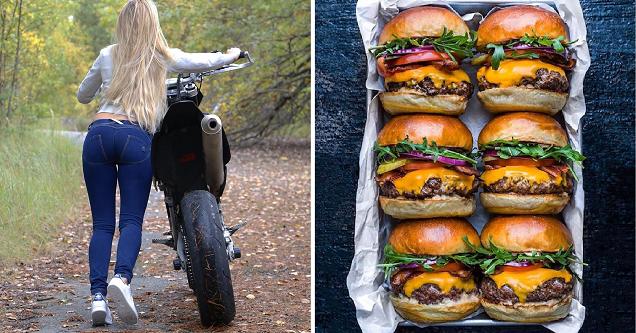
[476,5,568,49]
[477,87,567,115]
[480,215,573,252]
[388,218,480,256]
[378,115,473,151]
[391,292,480,323]
[380,195,475,219]
[380,91,468,116]
[478,112,568,147]
[379,7,469,45]
[480,192,570,215]
[481,295,572,323]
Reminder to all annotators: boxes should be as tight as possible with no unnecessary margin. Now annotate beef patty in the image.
[379,177,479,199]
[478,68,568,93]
[481,277,573,305]
[386,77,473,99]
[411,284,478,305]
[483,176,572,195]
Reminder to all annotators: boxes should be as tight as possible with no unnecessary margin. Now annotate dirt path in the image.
[0,145,310,332]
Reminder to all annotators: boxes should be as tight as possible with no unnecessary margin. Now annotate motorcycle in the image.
[150,51,253,326]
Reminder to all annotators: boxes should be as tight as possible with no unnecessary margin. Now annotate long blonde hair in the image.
[105,0,172,133]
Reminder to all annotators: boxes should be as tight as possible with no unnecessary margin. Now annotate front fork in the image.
[152,184,243,267]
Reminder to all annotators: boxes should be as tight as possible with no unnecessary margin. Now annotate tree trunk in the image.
[6,0,22,119]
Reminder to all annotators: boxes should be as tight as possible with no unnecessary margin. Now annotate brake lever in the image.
[195,51,254,79]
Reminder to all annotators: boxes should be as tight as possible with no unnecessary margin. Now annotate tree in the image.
[0,0,310,143]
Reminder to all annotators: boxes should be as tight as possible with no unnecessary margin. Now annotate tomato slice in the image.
[386,50,449,67]
[400,161,442,172]
[433,262,467,272]
[486,157,557,167]
[500,263,544,273]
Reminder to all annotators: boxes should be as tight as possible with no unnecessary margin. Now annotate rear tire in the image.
[180,190,235,326]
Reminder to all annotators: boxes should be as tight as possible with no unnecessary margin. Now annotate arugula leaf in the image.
[464,236,586,277]
[517,33,576,52]
[486,33,577,68]
[374,138,478,167]
[486,43,505,69]
[369,28,476,61]
[480,139,585,180]
[431,29,477,62]
[378,244,481,279]
[506,51,540,60]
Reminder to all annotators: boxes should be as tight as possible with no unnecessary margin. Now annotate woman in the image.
[77,0,240,326]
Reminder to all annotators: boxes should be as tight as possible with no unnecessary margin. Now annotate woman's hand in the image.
[226,48,241,61]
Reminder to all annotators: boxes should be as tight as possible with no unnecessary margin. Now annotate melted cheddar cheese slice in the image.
[385,66,470,88]
[393,168,475,195]
[490,268,572,303]
[477,60,566,88]
[403,272,476,297]
[481,166,560,186]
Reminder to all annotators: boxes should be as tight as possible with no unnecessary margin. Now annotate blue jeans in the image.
[82,119,153,296]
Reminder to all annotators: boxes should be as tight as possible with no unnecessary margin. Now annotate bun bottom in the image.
[379,195,475,219]
[391,292,480,323]
[481,294,572,323]
[477,87,567,115]
[480,192,569,214]
[380,91,467,115]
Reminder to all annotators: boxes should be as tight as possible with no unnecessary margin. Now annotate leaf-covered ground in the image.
[0,145,310,332]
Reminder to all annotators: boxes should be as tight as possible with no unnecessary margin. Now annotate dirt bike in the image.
[150,51,253,326]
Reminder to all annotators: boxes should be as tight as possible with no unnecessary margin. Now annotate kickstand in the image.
[227,220,248,235]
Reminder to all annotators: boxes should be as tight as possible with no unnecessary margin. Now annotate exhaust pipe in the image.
[201,114,225,197]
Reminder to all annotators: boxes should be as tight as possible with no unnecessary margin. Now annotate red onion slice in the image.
[397,259,437,270]
[397,263,421,270]
[393,45,435,55]
[503,261,533,267]
[483,149,499,157]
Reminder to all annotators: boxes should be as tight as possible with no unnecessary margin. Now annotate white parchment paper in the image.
[348,1,590,332]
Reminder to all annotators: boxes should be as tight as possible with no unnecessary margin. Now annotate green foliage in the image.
[0,126,83,263]
[156,0,310,142]
[0,0,310,142]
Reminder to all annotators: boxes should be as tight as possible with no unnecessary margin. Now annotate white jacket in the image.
[77,44,238,116]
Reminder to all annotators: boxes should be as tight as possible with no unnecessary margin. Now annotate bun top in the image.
[476,5,568,49]
[389,218,480,256]
[379,6,470,45]
[478,112,568,147]
[481,216,573,252]
[378,115,473,151]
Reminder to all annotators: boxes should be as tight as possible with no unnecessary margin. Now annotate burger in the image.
[474,5,576,115]
[375,115,479,219]
[370,6,475,115]
[382,218,481,323]
[475,216,582,323]
[478,112,585,214]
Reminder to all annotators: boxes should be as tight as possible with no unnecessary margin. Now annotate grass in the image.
[0,125,83,264]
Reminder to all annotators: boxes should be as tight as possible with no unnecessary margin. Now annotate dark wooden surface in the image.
[315,1,636,332]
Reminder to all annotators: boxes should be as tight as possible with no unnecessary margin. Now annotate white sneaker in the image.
[91,293,113,326]
[107,274,138,324]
